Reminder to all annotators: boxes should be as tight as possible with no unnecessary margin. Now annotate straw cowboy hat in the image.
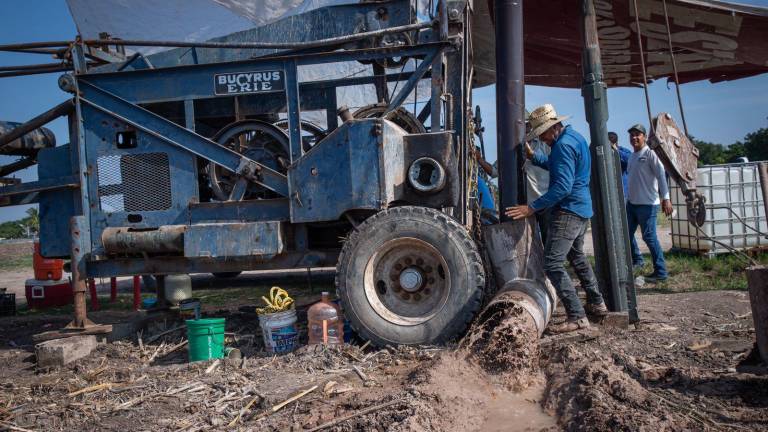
[526,104,571,141]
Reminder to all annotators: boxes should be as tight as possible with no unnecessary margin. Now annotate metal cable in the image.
[661,0,690,137]
[631,0,655,135]
[82,22,432,51]
[692,225,757,266]
[708,204,768,238]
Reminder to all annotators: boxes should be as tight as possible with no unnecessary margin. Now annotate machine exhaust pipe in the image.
[102,225,186,254]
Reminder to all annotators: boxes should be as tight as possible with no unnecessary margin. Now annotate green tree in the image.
[0,221,24,239]
[23,207,39,234]
[743,128,768,162]
[723,142,746,163]
[691,137,726,165]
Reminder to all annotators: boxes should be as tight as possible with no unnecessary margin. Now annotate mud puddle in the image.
[398,301,554,431]
[481,378,557,432]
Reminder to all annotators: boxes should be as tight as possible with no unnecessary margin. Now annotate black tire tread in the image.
[336,206,484,346]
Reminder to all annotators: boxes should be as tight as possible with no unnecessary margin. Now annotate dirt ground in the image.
[1,239,767,431]
[0,288,765,431]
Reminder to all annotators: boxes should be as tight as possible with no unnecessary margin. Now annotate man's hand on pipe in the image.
[505,205,535,220]
[524,142,534,160]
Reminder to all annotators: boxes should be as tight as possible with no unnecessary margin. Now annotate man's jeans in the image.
[543,210,603,320]
[535,207,553,246]
[626,203,668,278]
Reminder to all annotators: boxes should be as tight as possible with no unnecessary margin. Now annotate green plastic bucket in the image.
[186,318,226,362]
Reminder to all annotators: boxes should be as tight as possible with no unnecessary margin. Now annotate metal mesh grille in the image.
[97,152,172,212]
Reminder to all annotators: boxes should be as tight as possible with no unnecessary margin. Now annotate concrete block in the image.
[35,335,98,368]
[599,312,630,329]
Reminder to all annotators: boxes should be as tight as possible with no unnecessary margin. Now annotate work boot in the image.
[548,317,590,334]
[643,273,668,283]
[585,302,609,317]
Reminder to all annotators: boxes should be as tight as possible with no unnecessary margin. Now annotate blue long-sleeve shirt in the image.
[617,145,632,200]
[529,126,593,219]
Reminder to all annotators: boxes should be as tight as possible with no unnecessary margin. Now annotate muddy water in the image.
[481,378,557,431]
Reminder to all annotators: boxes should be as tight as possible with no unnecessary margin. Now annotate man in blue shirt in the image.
[507,104,607,333]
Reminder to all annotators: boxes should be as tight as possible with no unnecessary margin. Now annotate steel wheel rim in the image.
[208,121,289,201]
[363,237,451,326]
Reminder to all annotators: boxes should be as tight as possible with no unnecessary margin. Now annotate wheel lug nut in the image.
[394,263,403,270]
[416,258,424,266]
[405,258,413,265]
[413,293,422,301]
[424,288,431,295]
[428,277,435,285]
[400,292,410,300]
[424,266,432,273]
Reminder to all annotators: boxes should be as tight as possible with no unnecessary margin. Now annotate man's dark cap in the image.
[628,124,646,135]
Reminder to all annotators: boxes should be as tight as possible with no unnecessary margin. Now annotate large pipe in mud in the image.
[482,218,556,335]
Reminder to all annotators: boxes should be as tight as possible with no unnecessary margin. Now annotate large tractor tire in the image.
[336,206,485,346]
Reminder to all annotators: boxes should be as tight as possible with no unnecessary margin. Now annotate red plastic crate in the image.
[25,279,73,309]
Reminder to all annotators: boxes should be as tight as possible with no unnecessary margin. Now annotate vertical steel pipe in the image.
[133,276,141,311]
[67,217,91,328]
[580,0,637,320]
[88,278,100,311]
[110,277,117,303]
[758,162,768,223]
[494,0,525,217]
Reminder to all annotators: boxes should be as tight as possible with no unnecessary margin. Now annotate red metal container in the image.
[25,279,73,309]
[33,241,64,281]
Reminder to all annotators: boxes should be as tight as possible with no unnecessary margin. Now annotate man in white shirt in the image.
[626,124,673,282]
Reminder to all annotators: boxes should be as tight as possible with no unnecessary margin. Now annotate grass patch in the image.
[586,250,766,294]
[0,254,33,271]
[637,251,765,293]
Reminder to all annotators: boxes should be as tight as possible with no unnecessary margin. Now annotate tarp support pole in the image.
[580,0,638,321]
[494,0,526,216]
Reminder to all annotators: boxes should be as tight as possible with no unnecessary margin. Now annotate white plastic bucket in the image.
[258,308,298,354]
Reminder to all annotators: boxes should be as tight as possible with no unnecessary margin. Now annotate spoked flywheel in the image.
[272,119,327,153]
[353,103,426,134]
[336,206,485,346]
[209,120,290,201]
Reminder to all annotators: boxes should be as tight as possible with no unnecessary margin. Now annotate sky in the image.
[1,0,767,222]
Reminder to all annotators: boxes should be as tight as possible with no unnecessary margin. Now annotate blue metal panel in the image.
[38,144,78,257]
[188,199,290,223]
[183,222,284,259]
[289,119,406,223]
[79,103,198,255]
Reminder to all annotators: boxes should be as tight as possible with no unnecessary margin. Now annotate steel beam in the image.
[0,175,79,196]
[580,0,637,321]
[0,100,73,151]
[494,0,526,216]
